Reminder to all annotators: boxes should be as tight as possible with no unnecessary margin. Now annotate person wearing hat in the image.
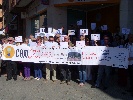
[6,37,17,81]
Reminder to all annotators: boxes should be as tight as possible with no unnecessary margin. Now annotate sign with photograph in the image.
[1,45,129,69]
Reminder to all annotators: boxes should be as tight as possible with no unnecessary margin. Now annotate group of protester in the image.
[0,28,133,96]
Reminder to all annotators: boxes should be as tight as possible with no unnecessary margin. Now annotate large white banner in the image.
[1,44,129,69]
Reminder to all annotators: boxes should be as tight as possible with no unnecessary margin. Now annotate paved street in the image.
[0,75,132,100]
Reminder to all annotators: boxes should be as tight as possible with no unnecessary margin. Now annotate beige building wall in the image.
[47,6,67,32]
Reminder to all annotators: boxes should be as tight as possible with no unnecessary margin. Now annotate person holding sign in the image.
[93,35,112,90]
[22,38,31,81]
[45,36,58,82]
[15,39,23,78]
[60,36,73,85]
[34,37,43,80]
[125,34,133,96]
[78,36,86,86]
[6,37,17,81]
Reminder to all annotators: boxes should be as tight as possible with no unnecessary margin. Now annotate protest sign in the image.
[15,36,23,42]
[80,29,88,35]
[91,34,100,41]
[68,30,75,35]
[1,45,129,69]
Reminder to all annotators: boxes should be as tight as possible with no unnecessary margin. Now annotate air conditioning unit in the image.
[9,24,17,30]
[21,12,28,19]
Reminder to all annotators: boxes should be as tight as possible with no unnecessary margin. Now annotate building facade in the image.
[2,0,133,38]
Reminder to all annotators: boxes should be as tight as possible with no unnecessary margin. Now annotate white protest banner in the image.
[14,45,31,62]
[28,46,41,63]
[2,44,30,62]
[97,46,112,66]
[91,34,100,41]
[39,47,50,63]
[67,47,82,65]
[68,30,75,35]
[60,42,68,48]
[82,46,99,65]
[110,47,129,68]
[80,29,88,35]
[2,45,129,69]
[15,36,23,42]
[91,23,96,30]
[58,47,68,64]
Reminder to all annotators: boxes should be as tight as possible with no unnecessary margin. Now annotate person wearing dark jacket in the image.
[6,37,17,81]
